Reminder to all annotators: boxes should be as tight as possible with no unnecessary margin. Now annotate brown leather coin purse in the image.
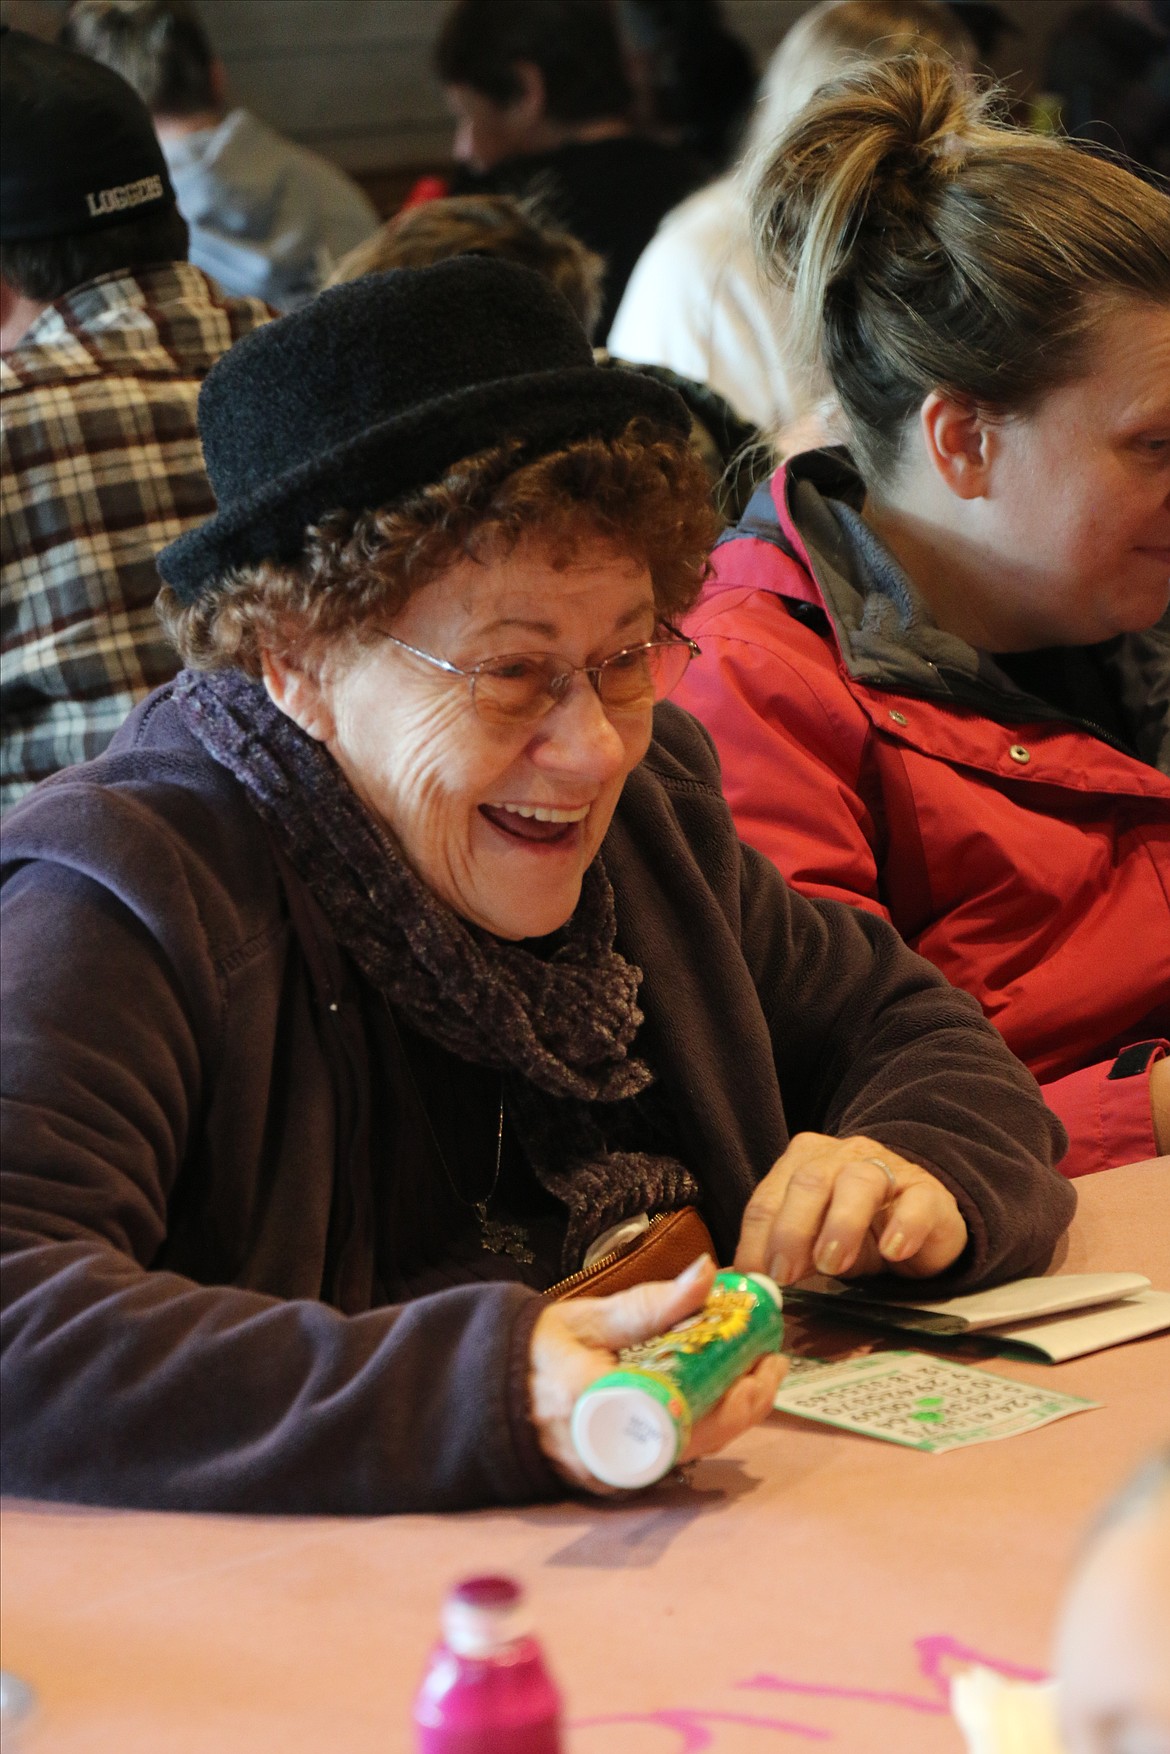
[549,1207,716,1301]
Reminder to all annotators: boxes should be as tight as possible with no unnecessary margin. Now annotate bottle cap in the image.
[746,1272,783,1308]
[442,1576,530,1657]
[570,1380,682,1489]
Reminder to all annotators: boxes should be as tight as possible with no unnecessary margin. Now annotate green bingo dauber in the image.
[571,1270,784,1489]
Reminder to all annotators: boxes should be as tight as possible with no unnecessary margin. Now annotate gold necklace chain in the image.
[470,1095,534,1265]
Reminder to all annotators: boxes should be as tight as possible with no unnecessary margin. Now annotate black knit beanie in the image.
[157,258,691,601]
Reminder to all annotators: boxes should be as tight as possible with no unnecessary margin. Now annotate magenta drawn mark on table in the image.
[739,1632,1048,1715]
[569,1634,1050,1748]
[571,1706,830,1749]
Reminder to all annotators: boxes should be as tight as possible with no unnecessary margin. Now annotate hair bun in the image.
[746,56,991,383]
[872,58,982,188]
[746,45,1170,486]
[749,54,984,277]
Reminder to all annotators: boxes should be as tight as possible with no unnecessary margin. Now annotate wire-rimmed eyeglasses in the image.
[380,625,701,726]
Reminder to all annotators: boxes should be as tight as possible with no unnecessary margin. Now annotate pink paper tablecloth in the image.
[3,1156,1168,1754]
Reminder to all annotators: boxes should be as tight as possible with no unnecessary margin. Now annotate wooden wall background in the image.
[2,0,1086,194]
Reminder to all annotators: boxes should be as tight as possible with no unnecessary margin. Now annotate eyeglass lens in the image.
[471,641,693,724]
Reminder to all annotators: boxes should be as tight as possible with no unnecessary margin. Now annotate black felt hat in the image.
[157,258,692,601]
[0,26,174,242]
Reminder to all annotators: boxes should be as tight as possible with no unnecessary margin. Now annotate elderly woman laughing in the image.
[0,261,1073,1512]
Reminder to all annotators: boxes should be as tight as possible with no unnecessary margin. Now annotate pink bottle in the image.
[413,1575,562,1753]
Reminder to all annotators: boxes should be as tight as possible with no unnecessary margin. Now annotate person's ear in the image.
[920,391,994,500]
[0,274,48,354]
[509,60,548,127]
[260,650,334,742]
[210,57,228,110]
[0,276,19,349]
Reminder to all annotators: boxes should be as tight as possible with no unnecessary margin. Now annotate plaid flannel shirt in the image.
[1,263,269,809]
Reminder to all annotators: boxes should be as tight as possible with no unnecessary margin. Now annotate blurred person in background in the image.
[942,0,1018,63]
[674,55,1170,1178]
[1054,1450,1170,1754]
[615,0,758,171]
[952,1450,1170,1751]
[1044,0,1169,178]
[434,0,705,337]
[328,192,607,339]
[328,191,760,517]
[0,25,268,808]
[608,0,975,439]
[61,0,379,311]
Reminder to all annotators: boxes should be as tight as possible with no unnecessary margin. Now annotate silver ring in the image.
[859,1155,899,1201]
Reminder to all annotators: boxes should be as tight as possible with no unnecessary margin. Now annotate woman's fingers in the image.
[528,1254,717,1491]
[734,1182,793,1278]
[734,1132,967,1285]
[814,1157,968,1276]
[734,1134,883,1282]
[877,1182,968,1278]
[558,1253,716,1351]
[527,1304,622,1491]
[734,1130,900,1274]
[803,1153,904,1278]
[529,1254,785,1494]
[758,1151,840,1284]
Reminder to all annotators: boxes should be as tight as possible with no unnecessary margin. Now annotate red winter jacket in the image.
[676,453,1170,1178]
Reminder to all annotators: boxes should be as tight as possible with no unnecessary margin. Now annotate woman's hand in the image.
[529,1254,787,1493]
[734,1133,968,1287]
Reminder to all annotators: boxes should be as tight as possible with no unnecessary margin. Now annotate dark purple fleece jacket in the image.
[0,689,1073,1514]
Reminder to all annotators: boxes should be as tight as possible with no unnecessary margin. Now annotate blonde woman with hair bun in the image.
[607,0,975,436]
[675,53,1170,1179]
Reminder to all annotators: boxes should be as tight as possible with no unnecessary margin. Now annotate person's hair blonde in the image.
[725,2,975,452]
[328,195,605,341]
[742,0,974,162]
[158,423,718,675]
[749,53,1170,483]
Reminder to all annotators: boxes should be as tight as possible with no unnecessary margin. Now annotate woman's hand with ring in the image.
[733,1132,967,1286]
[528,1254,787,1493]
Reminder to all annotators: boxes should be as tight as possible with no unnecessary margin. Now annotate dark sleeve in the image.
[1,857,554,1515]
[736,839,1075,1291]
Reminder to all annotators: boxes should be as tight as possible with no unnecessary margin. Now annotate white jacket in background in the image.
[607,177,799,432]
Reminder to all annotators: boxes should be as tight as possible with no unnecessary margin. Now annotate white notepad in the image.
[785,1273,1170,1362]
[990,1289,1170,1363]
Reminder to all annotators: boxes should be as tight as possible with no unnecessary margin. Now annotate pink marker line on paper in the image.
[917,1633,1048,1691]
[737,1674,949,1715]
[570,1706,830,1750]
[570,1633,1051,1749]
[738,1631,1049,1717]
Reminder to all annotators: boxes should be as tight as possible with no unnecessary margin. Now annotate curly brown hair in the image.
[158,420,719,675]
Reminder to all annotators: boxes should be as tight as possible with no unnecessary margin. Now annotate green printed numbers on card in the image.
[771,1352,1099,1452]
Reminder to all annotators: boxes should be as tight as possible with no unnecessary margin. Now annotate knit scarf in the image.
[173,669,699,1268]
